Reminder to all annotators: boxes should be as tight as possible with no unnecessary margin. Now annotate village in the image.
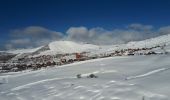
[0,44,168,73]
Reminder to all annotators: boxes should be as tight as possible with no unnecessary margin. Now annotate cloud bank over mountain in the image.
[3,24,170,50]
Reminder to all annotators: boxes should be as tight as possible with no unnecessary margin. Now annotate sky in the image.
[1,0,170,50]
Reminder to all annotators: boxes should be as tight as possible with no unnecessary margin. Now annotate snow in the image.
[0,76,8,84]
[126,67,169,80]
[0,54,170,100]
[45,41,99,54]
[125,34,170,49]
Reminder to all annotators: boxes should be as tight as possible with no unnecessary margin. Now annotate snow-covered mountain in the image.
[2,34,170,56]
[39,41,100,55]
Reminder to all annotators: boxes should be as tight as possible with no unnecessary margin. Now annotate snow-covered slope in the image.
[37,34,170,56]
[39,41,100,55]
[125,34,170,49]
[0,54,170,100]
[49,41,99,52]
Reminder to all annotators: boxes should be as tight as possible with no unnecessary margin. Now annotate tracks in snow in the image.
[126,67,170,80]
[10,77,75,91]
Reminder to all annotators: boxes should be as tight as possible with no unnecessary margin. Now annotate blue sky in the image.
[1,0,170,50]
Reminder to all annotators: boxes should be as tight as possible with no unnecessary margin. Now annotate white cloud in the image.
[6,26,64,49]
[66,27,114,44]
[66,27,89,42]
[65,25,156,45]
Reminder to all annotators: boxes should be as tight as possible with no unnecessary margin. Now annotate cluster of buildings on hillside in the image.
[0,45,168,73]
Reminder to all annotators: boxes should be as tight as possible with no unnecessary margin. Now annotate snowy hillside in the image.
[0,54,170,100]
[40,41,100,55]
[125,34,170,49]
[45,34,170,55]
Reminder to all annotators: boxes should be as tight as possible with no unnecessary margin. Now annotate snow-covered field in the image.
[0,54,170,100]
